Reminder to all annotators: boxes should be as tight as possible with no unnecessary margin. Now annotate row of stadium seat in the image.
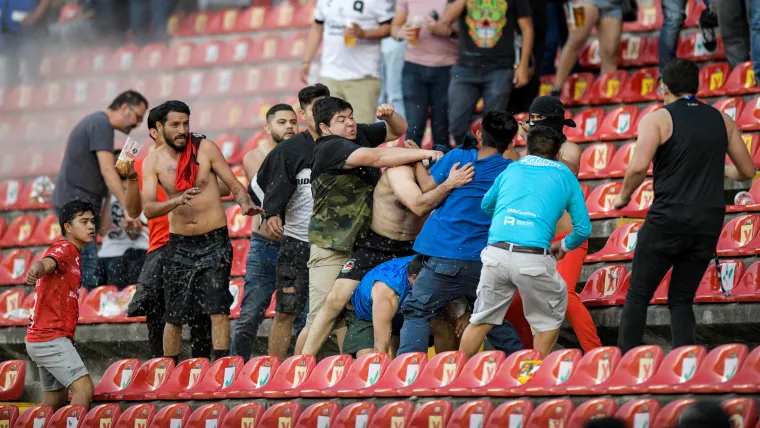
[9,396,757,428]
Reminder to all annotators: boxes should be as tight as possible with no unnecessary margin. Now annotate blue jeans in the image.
[397,257,523,355]
[402,62,452,153]
[447,66,514,147]
[659,0,687,73]
[541,2,570,76]
[379,37,407,119]
[231,236,280,360]
[130,0,177,44]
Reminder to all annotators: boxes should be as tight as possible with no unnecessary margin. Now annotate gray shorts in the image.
[26,337,89,392]
[470,245,568,332]
[587,0,623,20]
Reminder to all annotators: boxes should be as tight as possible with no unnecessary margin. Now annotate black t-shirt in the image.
[457,0,532,69]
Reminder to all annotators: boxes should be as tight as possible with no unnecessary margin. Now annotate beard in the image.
[272,130,293,143]
[163,132,188,152]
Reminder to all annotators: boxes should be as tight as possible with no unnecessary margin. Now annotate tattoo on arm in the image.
[232,186,250,207]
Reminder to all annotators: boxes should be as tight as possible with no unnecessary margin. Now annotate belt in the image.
[491,242,549,255]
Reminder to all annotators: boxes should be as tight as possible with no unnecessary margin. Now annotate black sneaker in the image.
[699,8,718,52]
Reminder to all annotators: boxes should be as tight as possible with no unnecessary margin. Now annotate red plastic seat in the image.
[578,39,601,70]
[0,406,19,428]
[360,352,428,397]
[732,262,760,302]
[409,400,453,428]
[436,351,505,396]
[148,404,191,428]
[251,35,281,64]
[556,347,622,395]
[723,398,758,428]
[580,265,630,306]
[105,45,139,74]
[147,358,209,400]
[78,286,132,324]
[678,31,724,62]
[13,406,53,428]
[178,356,244,399]
[320,352,390,397]
[717,215,760,256]
[369,402,414,428]
[585,182,622,220]
[681,343,746,394]
[135,43,167,72]
[599,106,639,141]
[613,399,661,428]
[578,143,616,179]
[112,358,175,401]
[0,180,24,211]
[261,354,317,398]
[333,402,377,428]
[561,73,596,106]
[396,351,465,396]
[445,401,493,428]
[722,345,760,393]
[0,288,24,325]
[0,215,38,248]
[27,214,61,247]
[567,108,606,143]
[185,404,227,428]
[649,270,674,304]
[624,0,661,31]
[485,400,534,428]
[221,38,255,65]
[524,399,574,427]
[602,345,665,395]
[0,360,25,401]
[697,63,731,97]
[518,349,584,396]
[737,97,760,131]
[724,62,760,95]
[478,349,543,396]
[219,355,280,399]
[17,176,55,211]
[620,68,659,103]
[617,180,654,218]
[714,97,746,122]
[93,359,141,401]
[235,6,266,33]
[586,222,643,263]
[726,134,760,172]
[165,42,195,70]
[114,404,157,428]
[583,71,628,105]
[226,206,253,239]
[47,405,87,428]
[192,40,226,68]
[295,354,353,398]
[295,402,340,428]
[0,249,33,285]
[257,403,301,428]
[567,398,617,427]
[1,292,34,327]
[215,134,241,164]
[651,399,696,428]
[643,345,707,393]
[694,260,745,303]
[231,239,250,277]
[176,71,207,100]
[619,34,648,67]
[219,403,263,428]
[80,404,121,428]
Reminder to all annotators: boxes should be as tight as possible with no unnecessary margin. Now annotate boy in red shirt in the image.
[25,200,96,410]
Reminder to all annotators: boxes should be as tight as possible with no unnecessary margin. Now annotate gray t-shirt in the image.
[52,112,115,210]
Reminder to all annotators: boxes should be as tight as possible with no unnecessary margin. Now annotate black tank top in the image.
[646,97,727,236]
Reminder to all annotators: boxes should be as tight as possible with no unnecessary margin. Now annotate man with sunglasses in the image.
[53,90,149,290]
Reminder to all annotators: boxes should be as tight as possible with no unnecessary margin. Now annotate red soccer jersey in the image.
[26,240,82,343]
[135,159,170,253]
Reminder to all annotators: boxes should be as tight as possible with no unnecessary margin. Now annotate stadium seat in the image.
[580,265,629,306]
[585,222,643,262]
[149,404,191,428]
[4,85,34,113]
[524,399,574,427]
[278,32,309,62]
[0,289,26,327]
[234,6,266,33]
[684,343,748,393]
[295,402,340,428]
[113,404,156,428]
[176,71,207,100]
[193,40,226,68]
[567,398,617,426]
[585,182,622,220]
[93,359,141,401]
[613,399,661,428]
[598,106,639,141]
[219,403,263,428]
[78,286,131,324]
[600,141,637,177]
[619,34,647,67]
[0,360,25,401]
[165,42,195,70]
[0,215,38,248]
[0,249,33,285]
[651,399,696,428]
[215,133,242,164]
[728,134,760,171]
[178,356,244,399]
[105,45,139,74]
[0,406,19,428]
[0,180,23,212]
[395,351,465,397]
[484,400,533,428]
[724,61,760,95]
[226,206,253,239]
[217,100,251,130]
[583,71,628,105]
[296,354,354,397]
[260,354,317,398]
[561,73,595,106]
[368,402,414,428]
[678,32,724,62]
[136,43,167,72]
[713,97,746,121]
[556,347,622,395]
[359,352,428,397]
[445,401,493,428]
[27,214,61,247]
[617,180,654,218]
[1,291,34,327]
[409,400,453,427]
[321,352,390,397]
[251,35,280,64]
[737,96,760,131]
[147,358,210,400]
[185,404,227,428]
[47,405,87,428]
[257,402,301,428]
[231,240,250,277]
[649,270,673,304]
[722,345,760,394]
[12,406,53,428]
[437,351,505,396]
[724,398,758,428]
[603,345,665,395]
[620,67,659,103]
[643,345,707,393]
[698,62,731,97]
[219,355,280,399]
[578,38,600,70]
[333,402,377,428]
[518,349,584,396]
[717,215,760,256]
[566,108,606,143]
[212,9,240,34]
[732,262,760,302]
[694,260,745,303]
[624,0,661,31]
[479,349,543,396]
[578,143,616,179]
[80,405,121,428]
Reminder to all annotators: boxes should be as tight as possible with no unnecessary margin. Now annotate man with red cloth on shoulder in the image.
[140,100,263,363]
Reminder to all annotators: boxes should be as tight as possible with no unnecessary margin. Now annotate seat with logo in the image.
[479,349,543,396]
[114,404,157,428]
[260,354,317,398]
[0,289,26,328]
[257,402,301,428]
[294,354,354,398]
[717,215,760,256]
[585,182,622,220]
[0,180,24,212]
[219,355,280,399]
[359,352,428,397]
[723,398,758,428]
[677,32,725,62]
[80,405,121,428]
[731,262,760,302]
[601,143,645,178]
[484,400,533,428]
[395,351,465,397]
[320,352,390,398]
[409,400,453,428]
[148,404,191,428]
[226,206,253,239]
[566,108,606,143]
[641,346,707,393]
[0,360,25,401]
[12,406,54,428]
[624,0,662,31]
[27,214,62,247]
[219,403,263,428]
[599,106,639,141]
[368,402,414,428]
[579,265,630,306]
[524,399,574,427]
[518,349,584,396]
[737,96,760,131]
[93,359,141,401]
[678,344,748,393]
[555,347,622,395]
[649,270,674,304]
[697,62,731,97]
[445,401,493,428]
[294,402,340,428]
[585,222,643,263]
[0,215,39,248]
[117,359,188,401]
[560,73,596,106]
[436,351,505,396]
[567,398,617,426]
[578,143,616,179]
[714,97,746,122]
[582,71,628,105]
[694,260,745,303]
[651,399,697,428]
[601,345,665,395]
[192,40,226,69]
[178,356,244,399]
[78,286,134,324]
[620,68,660,103]
[1,292,34,327]
[214,134,242,165]
[333,402,376,428]
[619,34,648,67]
[0,407,18,428]
[724,62,760,95]
[185,404,227,428]
[613,399,661,428]
[617,180,655,218]
[0,249,33,286]
[47,405,88,428]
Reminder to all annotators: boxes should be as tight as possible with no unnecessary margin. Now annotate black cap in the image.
[528,96,577,128]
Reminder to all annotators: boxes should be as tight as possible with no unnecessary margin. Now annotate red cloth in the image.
[135,159,170,253]
[175,135,198,191]
[26,240,81,342]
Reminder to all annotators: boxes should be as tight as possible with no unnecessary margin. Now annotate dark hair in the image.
[155,100,191,126]
[663,58,699,96]
[146,105,163,137]
[481,110,518,153]
[675,401,731,428]
[298,84,331,109]
[583,418,627,428]
[266,104,296,122]
[407,254,424,277]
[108,90,149,111]
[313,97,353,136]
[59,200,95,235]
[527,125,563,159]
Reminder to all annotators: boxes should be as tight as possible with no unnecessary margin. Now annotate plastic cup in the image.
[344,20,357,47]
[115,137,144,171]
[408,16,423,45]
[735,191,755,206]
[566,2,586,30]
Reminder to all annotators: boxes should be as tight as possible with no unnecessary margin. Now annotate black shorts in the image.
[337,230,416,281]
[127,246,167,317]
[275,236,310,314]
[163,227,233,325]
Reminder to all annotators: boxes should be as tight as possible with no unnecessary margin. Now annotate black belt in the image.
[491,242,549,255]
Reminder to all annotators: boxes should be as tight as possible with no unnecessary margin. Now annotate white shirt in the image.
[283,168,313,242]
[98,196,149,258]
[314,0,395,80]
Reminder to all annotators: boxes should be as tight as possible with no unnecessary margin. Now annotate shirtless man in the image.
[301,143,473,356]
[230,104,299,360]
[141,100,262,362]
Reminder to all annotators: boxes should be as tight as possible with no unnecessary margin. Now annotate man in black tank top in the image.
[613,59,756,353]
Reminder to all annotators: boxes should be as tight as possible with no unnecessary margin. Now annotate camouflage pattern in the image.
[309,173,373,252]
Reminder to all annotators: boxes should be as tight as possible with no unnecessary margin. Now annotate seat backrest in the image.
[219,404,263,428]
[7,215,38,245]
[624,68,659,98]
[258,403,301,428]
[299,354,353,390]
[161,358,210,392]
[696,344,749,382]
[580,143,616,176]
[368,402,415,428]
[525,399,574,428]
[409,401,453,428]
[600,106,639,137]
[491,349,544,387]
[627,180,654,211]
[198,356,244,391]
[614,399,661,428]
[566,347,622,386]
[562,73,595,104]
[585,182,622,215]
[47,405,87,428]
[417,351,465,387]
[567,399,616,428]
[723,398,758,428]
[530,349,583,386]
[454,351,505,387]
[579,265,628,303]
[594,71,628,101]
[149,404,192,428]
[377,352,428,388]
[486,400,534,428]
[0,406,19,428]
[699,62,731,95]
[229,355,280,391]
[612,345,665,385]
[132,358,175,391]
[650,346,707,385]
[0,291,26,319]
[80,405,121,428]
[714,97,746,121]
[573,108,606,139]
[333,402,377,428]
[95,359,141,394]
[114,405,156,428]
[724,61,757,92]
[13,406,54,428]
[446,401,493,428]
[334,352,390,390]
[0,360,25,397]
[651,399,696,428]
[185,404,228,428]
[294,402,340,428]
[268,354,317,390]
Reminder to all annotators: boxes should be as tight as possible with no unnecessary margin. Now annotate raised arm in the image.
[387,163,473,216]
[371,282,400,354]
[206,140,263,216]
[345,147,442,169]
[25,257,57,285]
[376,105,408,142]
[724,113,756,182]
[96,151,129,211]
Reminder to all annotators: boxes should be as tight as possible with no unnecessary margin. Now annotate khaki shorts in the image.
[26,337,89,392]
[320,76,381,125]
[470,245,568,332]
[306,245,350,328]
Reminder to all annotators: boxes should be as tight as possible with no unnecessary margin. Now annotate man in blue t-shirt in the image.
[397,110,524,355]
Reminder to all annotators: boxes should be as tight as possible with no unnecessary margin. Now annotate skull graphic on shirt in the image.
[466,0,508,48]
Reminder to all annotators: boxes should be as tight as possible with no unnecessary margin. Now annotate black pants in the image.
[617,223,719,353]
